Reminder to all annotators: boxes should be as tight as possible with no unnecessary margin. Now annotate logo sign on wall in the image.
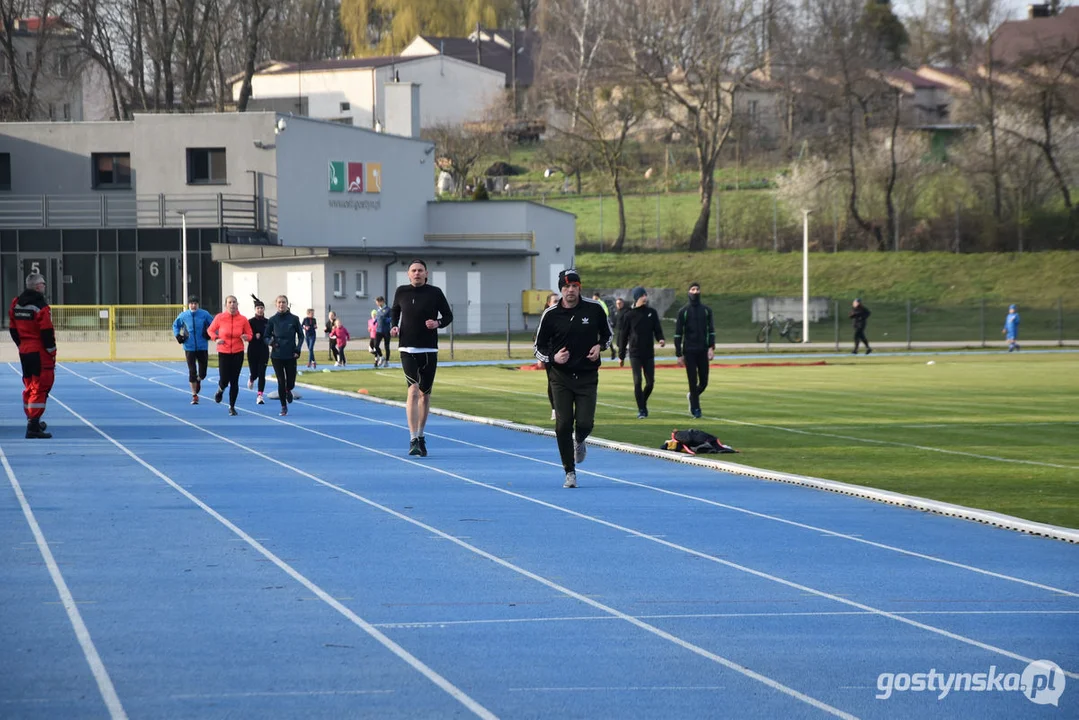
[329,161,382,194]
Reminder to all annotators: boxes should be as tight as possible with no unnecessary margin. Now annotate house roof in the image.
[415,30,539,88]
[212,244,538,264]
[990,7,1079,65]
[260,55,428,75]
[885,68,950,92]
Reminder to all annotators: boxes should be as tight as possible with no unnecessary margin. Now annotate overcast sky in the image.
[891,0,1064,22]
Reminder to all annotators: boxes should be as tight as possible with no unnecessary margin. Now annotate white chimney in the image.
[384,82,421,139]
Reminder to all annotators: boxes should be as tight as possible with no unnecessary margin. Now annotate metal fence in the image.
[0,193,272,230]
[0,305,183,362]
[3,299,1073,364]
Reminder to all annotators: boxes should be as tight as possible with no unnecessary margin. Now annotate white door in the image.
[287,272,313,316]
[431,271,447,334]
[395,271,408,296]
[467,271,481,334]
[549,264,565,294]
[233,271,259,317]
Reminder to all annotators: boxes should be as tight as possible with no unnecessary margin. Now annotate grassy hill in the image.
[577,250,1079,307]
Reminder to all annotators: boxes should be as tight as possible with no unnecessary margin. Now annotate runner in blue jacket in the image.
[173,295,214,404]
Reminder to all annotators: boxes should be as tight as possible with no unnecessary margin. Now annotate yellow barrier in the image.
[4,305,186,362]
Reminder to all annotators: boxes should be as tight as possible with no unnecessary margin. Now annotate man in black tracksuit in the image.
[618,286,665,419]
[611,297,628,361]
[849,298,872,355]
[391,259,453,457]
[674,282,715,419]
[534,269,612,489]
[264,295,305,416]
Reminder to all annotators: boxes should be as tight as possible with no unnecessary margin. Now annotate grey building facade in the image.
[0,109,575,336]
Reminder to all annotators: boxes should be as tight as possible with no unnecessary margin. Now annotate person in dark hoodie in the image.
[264,295,304,416]
[849,298,872,355]
[391,259,453,456]
[533,269,612,489]
[246,295,270,405]
[618,286,666,419]
[674,282,715,419]
[9,272,56,438]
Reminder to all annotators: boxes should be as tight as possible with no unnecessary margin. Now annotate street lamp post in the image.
[174,210,188,304]
[802,209,812,343]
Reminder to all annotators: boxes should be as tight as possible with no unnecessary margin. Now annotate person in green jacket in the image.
[264,295,304,416]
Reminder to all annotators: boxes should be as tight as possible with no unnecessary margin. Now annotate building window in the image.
[57,54,70,77]
[354,270,367,298]
[92,153,131,189]
[47,103,55,120]
[333,270,345,298]
[186,148,227,184]
[0,54,7,74]
[62,103,70,120]
[0,153,10,191]
[340,101,350,112]
[748,100,758,125]
[25,51,33,67]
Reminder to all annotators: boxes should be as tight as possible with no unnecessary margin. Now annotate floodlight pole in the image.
[802,209,811,343]
[175,210,189,304]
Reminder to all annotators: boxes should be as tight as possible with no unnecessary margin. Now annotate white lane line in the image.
[374,609,1079,629]
[168,690,395,699]
[507,686,727,692]
[106,364,1079,680]
[430,377,1079,470]
[82,366,858,718]
[44,379,498,720]
[0,446,129,720]
[150,362,1079,601]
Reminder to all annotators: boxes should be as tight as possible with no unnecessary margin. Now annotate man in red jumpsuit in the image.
[9,272,55,438]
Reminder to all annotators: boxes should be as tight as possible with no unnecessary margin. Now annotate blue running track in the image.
[2,361,1076,719]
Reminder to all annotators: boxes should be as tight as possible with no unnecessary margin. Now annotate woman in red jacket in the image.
[207,295,252,416]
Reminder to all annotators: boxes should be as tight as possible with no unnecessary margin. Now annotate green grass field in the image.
[298,352,1079,529]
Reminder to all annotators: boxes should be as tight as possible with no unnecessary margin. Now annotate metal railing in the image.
[0,193,277,230]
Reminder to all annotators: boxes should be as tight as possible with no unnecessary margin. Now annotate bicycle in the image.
[756,314,802,343]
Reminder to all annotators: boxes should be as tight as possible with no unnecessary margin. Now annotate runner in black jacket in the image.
[534,269,612,488]
[391,259,453,457]
[674,282,715,418]
[618,286,666,419]
[246,296,270,404]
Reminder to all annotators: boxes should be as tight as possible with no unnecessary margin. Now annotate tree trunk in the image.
[885,90,900,251]
[688,158,716,251]
[610,171,627,252]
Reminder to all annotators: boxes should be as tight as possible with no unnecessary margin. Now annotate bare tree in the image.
[0,0,60,120]
[996,46,1079,219]
[537,130,593,195]
[424,121,507,197]
[615,0,759,251]
[234,0,270,111]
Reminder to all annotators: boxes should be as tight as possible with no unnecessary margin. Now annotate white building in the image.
[231,54,506,130]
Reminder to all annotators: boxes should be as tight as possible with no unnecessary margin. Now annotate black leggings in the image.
[185,350,208,383]
[375,332,391,360]
[684,350,710,413]
[853,329,871,351]
[217,352,244,408]
[271,358,297,407]
[630,356,656,411]
[248,353,268,392]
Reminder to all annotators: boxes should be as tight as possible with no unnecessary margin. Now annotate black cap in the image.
[558,269,581,290]
[188,295,200,304]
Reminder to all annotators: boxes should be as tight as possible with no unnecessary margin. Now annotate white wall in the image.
[373,56,504,128]
[241,69,376,129]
